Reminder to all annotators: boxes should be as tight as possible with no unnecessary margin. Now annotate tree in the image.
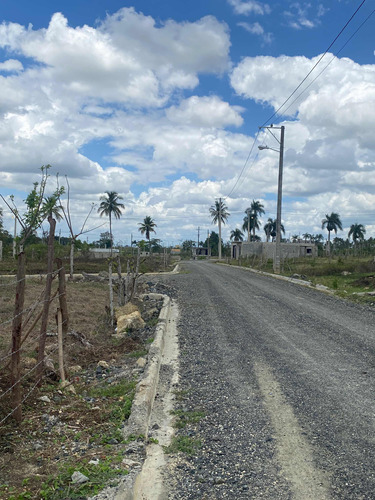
[138,216,157,253]
[321,212,343,255]
[348,223,366,244]
[302,233,312,243]
[209,199,230,259]
[245,200,265,241]
[264,218,285,242]
[230,228,244,241]
[97,191,124,256]
[203,231,222,257]
[57,175,103,278]
[242,214,260,241]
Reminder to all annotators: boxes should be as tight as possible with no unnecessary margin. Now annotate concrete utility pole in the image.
[197,227,200,254]
[258,125,285,274]
[275,125,285,274]
[246,208,251,242]
[218,198,222,260]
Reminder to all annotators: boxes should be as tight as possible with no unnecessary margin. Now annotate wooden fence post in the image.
[11,251,26,423]
[55,258,69,336]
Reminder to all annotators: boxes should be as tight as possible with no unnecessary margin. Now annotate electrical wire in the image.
[221,0,370,202]
[260,0,368,128]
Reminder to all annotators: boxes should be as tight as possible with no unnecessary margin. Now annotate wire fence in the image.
[0,265,68,426]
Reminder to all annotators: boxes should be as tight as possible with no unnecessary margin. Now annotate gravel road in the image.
[148,260,375,499]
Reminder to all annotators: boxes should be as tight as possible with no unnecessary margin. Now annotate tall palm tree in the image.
[138,216,157,253]
[97,191,125,255]
[242,214,260,241]
[245,200,265,241]
[264,217,285,242]
[321,212,342,255]
[230,228,244,241]
[209,199,230,259]
[348,223,366,244]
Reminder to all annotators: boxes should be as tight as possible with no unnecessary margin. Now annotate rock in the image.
[97,360,110,369]
[39,396,51,403]
[122,458,141,468]
[117,311,145,332]
[71,471,89,484]
[68,365,83,374]
[341,271,352,275]
[115,303,139,319]
[136,357,147,368]
[89,458,100,465]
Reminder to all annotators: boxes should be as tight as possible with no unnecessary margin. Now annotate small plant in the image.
[171,409,205,429]
[164,436,201,455]
[128,349,148,358]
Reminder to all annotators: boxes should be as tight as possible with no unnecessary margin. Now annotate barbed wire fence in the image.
[0,260,69,426]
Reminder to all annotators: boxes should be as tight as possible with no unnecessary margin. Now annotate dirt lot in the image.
[0,272,162,499]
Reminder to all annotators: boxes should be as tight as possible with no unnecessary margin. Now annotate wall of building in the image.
[233,241,317,259]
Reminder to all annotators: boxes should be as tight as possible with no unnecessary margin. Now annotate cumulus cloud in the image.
[228,0,271,16]
[0,9,230,107]
[166,96,244,127]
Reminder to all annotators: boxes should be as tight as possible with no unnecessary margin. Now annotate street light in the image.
[258,125,285,274]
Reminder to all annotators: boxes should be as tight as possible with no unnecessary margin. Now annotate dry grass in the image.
[0,272,153,499]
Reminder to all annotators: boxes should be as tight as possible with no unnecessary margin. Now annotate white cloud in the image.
[166,96,244,127]
[228,0,271,16]
[237,22,273,43]
[0,58,23,72]
[284,2,327,30]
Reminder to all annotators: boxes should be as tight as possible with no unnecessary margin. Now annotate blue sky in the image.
[0,0,374,245]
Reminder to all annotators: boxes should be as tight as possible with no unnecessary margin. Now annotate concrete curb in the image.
[218,262,333,294]
[124,293,171,440]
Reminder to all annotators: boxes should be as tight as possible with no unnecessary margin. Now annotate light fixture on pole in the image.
[258,125,285,274]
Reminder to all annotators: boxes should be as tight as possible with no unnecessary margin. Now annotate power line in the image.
[222,0,369,201]
[260,0,368,127]
[281,7,375,117]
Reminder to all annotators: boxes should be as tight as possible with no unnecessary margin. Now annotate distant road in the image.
[160,260,375,499]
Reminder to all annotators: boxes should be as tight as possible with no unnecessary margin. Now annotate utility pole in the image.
[207,230,210,258]
[218,197,222,260]
[197,226,200,255]
[246,208,251,242]
[13,216,17,258]
[275,125,285,274]
[258,125,285,274]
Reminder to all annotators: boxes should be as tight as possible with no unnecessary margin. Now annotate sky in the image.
[0,0,374,246]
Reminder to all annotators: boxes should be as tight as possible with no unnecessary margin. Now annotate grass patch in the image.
[127,349,148,358]
[39,456,128,500]
[164,436,201,455]
[171,410,205,429]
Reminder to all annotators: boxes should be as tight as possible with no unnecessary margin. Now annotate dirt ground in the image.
[0,272,160,499]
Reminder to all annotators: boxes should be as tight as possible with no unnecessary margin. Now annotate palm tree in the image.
[138,216,157,253]
[242,214,260,241]
[97,191,125,255]
[246,200,265,241]
[302,233,312,243]
[348,223,366,244]
[42,195,63,221]
[291,234,299,243]
[230,228,244,241]
[321,212,342,256]
[209,199,230,259]
[264,218,285,242]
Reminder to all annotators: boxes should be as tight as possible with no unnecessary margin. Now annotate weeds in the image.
[164,436,202,455]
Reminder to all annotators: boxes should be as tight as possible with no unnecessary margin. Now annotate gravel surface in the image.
[146,260,375,499]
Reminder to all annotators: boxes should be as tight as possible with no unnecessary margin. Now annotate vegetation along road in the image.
[153,260,375,499]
